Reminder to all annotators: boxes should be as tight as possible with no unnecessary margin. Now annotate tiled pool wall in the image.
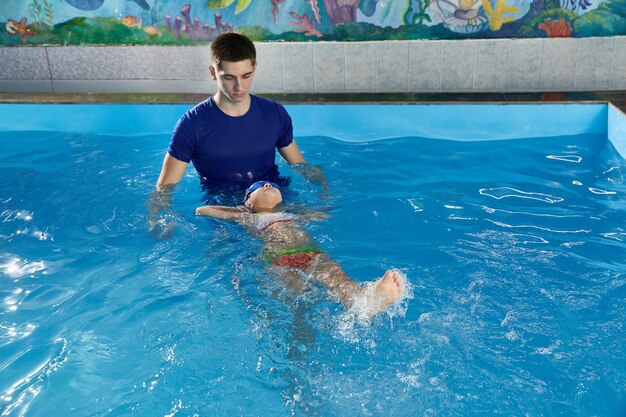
[1,37,626,94]
[2,102,626,158]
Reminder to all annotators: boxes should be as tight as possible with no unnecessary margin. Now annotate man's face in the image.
[210,59,256,104]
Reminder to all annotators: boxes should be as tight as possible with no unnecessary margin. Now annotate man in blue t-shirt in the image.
[156,32,324,191]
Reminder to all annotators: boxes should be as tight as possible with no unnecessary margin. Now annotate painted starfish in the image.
[6,18,36,43]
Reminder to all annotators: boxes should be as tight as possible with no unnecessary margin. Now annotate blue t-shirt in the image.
[168,95,293,187]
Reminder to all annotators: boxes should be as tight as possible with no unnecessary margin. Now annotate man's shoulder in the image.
[175,97,218,129]
[252,94,288,113]
[187,97,215,117]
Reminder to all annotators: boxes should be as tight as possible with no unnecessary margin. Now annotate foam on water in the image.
[339,270,414,325]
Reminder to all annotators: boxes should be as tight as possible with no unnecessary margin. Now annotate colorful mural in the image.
[0,0,625,44]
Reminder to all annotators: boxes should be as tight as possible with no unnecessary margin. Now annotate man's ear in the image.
[209,65,217,81]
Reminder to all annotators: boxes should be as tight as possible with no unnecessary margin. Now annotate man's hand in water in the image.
[293,163,328,188]
[146,185,176,239]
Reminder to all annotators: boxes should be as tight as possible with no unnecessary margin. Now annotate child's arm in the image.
[297,210,331,221]
[195,205,250,223]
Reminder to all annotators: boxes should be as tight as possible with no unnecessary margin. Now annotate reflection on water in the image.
[0,131,625,416]
[479,186,564,203]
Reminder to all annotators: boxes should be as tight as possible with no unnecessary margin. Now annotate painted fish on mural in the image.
[5,18,36,43]
[62,0,150,11]
[121,15,142,28]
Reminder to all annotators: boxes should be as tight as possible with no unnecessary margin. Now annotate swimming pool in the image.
[1,103,625,416]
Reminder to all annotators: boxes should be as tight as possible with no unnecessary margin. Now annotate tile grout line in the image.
[438,41,445,92]
[406,41,409,93]
[573,39,581,91]
[609,37,617,89]
[539,39,545,90]
[281,44,286,93]
[44,46,55,93]
[536,39,544,92]
[343,42,347,93]
[312,43,317,94]
[504,40,510,93]
[471,41,477,93]
[374,43,380,93]
[472,40,477,93]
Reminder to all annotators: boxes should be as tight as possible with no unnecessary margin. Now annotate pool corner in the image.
[608,103,626,159]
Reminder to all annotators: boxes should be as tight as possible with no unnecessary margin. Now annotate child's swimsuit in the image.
[252,212,298,235]
[253,212,324,269]
[264,246,324,269]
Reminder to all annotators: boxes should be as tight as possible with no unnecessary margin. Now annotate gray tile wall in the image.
[1,37,625,93]
[346,42,377,92]
[442,41,474,92]
[409,41,442,92]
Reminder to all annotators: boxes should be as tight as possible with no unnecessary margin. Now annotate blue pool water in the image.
[1,104,626,416]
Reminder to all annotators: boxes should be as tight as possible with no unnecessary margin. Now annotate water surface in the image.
[1,130,625,416]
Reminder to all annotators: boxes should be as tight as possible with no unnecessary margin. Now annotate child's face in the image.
[248,183,283,211]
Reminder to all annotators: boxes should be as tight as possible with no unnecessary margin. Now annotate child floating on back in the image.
[195,181,405,316]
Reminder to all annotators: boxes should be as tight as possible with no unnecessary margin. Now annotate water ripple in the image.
[479,187,564,203]
[0,323,37,347]
[484,219,592,234]
[0,255,47,280]
[601,232,626,242]
[478,205,584,218]
[1,210,33,223]
[588,187,617,195]
[1,337,69,415]
[546,155,583,163]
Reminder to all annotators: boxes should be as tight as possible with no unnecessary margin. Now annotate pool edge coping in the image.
[0,91,624,108]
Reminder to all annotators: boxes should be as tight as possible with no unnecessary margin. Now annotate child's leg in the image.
[306,254,403,315]
[305,253,360,306]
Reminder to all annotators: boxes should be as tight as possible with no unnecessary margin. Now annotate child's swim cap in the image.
[244,181,280,203]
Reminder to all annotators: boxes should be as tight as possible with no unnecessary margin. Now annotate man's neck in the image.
[213,93,252,117]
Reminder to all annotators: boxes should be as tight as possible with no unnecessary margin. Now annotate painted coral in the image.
[272,0,285,22]
[538,17,572,37]
[323,0,361,24]
[289,12,322,37]
[481,0,519,31]
[144,25,163,36]
[164,3,232,40]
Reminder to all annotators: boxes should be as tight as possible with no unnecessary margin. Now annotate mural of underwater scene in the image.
[1,0,625,44]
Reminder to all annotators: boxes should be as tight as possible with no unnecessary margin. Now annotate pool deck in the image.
[1,91,626,111]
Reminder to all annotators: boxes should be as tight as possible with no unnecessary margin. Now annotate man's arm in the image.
[147,154,189,238]
[156,153,189,189]
[278,140,327,187]
[277,140,306,165]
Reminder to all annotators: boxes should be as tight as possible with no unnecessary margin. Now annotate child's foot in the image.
[353,270,404,316]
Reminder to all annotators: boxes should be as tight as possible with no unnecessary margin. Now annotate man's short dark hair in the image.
[211,33,256,68]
